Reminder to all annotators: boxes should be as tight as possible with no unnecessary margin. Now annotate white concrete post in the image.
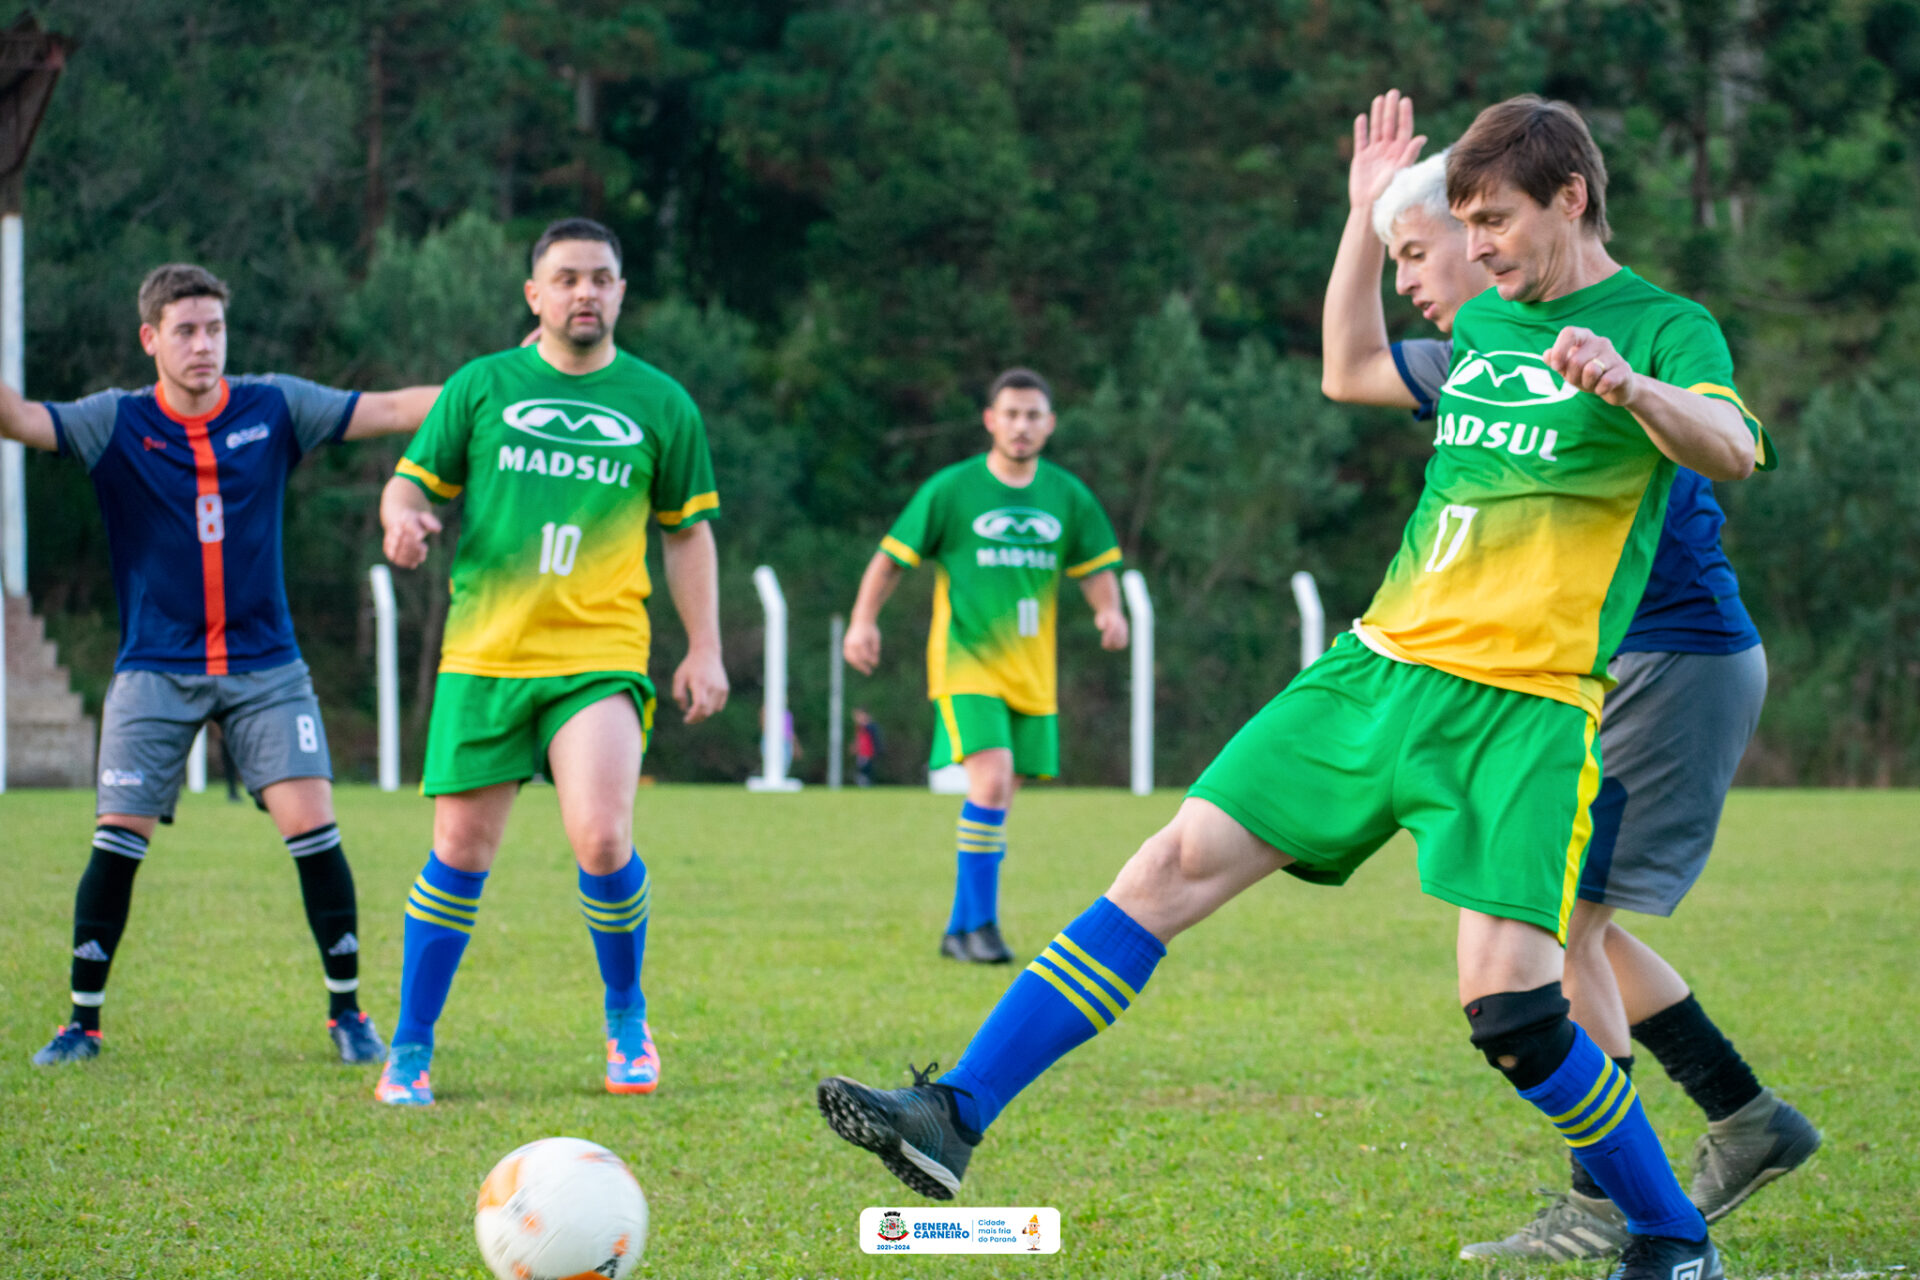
[1122,569,1153,796]
[1291,570,1325,670]
[370,565,400,792]
[0,214,19,792]
[827,613,845,790]
[2,213,24,599]
[747,565,801,791]
[187,726,207,793]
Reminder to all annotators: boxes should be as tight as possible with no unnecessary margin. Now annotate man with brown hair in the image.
[0,262,439,1067]
[817,97,1769,1280]
[842,367,1127,964]
[1324,92,1818,1263]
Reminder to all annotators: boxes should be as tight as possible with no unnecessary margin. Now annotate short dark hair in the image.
[138,263,230,327]
[1446,95,1611,242]
[987,367,1053,408]
[531,217,623,273]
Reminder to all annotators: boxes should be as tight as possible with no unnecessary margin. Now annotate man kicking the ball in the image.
[817,96,1772,1280]
[1323,90,1818,1261]
[375,218,726,1106]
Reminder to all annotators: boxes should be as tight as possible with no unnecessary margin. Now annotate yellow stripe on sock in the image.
[957,841,1003,852]
[1053,934,1139,1003]
[1040,947,1126,1021]
[1546,1059,1616,1127]
[582,880,649,912]
[414,878,481,910]
[1025,961,1109,1031]
[578,897,648,925]
[405,901,474,934]
[1558,1067,1629,1139]
[1566,1078,1639,1147]
[408,888,477,924]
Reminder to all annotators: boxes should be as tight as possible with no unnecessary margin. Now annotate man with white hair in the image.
[1321,90,1818,1264]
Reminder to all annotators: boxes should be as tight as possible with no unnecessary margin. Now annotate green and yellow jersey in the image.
[396,345,718,679]
[882,456,1121,716]
[1356,267,1771,717]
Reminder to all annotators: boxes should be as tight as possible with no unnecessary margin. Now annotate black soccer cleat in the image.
[939,924,1013,964]
[961,922,1013,964]
[1604,1232,1721,1280]
[817,1062,979,1200]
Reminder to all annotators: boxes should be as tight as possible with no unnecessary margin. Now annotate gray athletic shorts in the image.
[96,661,333,821]
[1578,644,1767,915]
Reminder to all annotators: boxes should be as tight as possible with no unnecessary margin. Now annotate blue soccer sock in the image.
[940,896,1165,1135]
[1521,1023,1707,1240]
[393,852,487,1051]
[947,802,1007,934]
[579,852,650,1017]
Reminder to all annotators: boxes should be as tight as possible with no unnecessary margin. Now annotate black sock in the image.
[70,826,149,1032]
[1570,1055,1634,1198]
[287,824,360,1018]
[1631,994,1762,1122]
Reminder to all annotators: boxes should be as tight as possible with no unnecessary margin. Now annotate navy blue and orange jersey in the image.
[45,376,359,674]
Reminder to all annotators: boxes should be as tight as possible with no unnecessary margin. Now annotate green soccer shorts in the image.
[1188,632,1600,941]
[930,693,1060,780]
[423,671,656,796]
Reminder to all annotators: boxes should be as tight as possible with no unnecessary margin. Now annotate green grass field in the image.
[2,786,1914,1278]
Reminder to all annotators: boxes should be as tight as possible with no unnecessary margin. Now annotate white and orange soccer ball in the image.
[474,1137,648,1280]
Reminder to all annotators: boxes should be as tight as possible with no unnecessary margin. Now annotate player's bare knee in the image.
[569,823,632,873]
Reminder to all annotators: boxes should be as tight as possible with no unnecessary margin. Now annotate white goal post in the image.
[1122,569,1153,796]
[1291,570,1325,670]
[370,565,400,792]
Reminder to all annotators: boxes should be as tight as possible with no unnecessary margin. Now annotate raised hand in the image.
[1350,88,1428,213]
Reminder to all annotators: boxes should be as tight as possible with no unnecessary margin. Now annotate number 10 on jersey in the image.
[538,523,582,576]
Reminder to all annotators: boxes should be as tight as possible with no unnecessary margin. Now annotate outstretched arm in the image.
[1321,89,1426,408]
[844,551,905,675]
[1545,328,1758,482]
[661,520,728,724]
[344,386,442,440]
[0,380,58,452]
[1077,569,1129,651]
[380,475,444,568]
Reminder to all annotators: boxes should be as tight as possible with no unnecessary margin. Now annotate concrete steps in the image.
[6,595,97,788]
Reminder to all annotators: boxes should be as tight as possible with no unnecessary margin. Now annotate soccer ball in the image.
[474,1137,648,1280]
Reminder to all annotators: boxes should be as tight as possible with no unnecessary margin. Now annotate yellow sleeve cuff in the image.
[1066,546,1123,578]
[881,535,921,567]
[656,491,720,527]
[396,458,462,500]
[1687,383,1774,471]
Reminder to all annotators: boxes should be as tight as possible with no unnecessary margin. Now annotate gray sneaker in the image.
[1689,1087,1821,1222]
[817,1062,979,1200]
[1459,1189,1632,1262]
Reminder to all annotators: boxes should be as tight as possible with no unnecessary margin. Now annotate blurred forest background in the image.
[19,0,1920,786]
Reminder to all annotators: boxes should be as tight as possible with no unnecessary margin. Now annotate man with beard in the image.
[374,218,728,1105]
[842,368,1128,964]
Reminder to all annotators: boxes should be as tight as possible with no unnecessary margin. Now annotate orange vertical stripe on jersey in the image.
[158,380,232,675]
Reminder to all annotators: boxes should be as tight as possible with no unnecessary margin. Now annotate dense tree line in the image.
[21,0,1920,785]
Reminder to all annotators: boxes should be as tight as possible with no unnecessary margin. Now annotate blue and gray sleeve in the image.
[42,389,127,471]
[1389,338,1453,422]
[261,373,360,455]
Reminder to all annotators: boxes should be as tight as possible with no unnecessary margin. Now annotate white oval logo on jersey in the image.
[972,507,1063,545]
[1439,350,1579,407]
[502,399,644,448]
